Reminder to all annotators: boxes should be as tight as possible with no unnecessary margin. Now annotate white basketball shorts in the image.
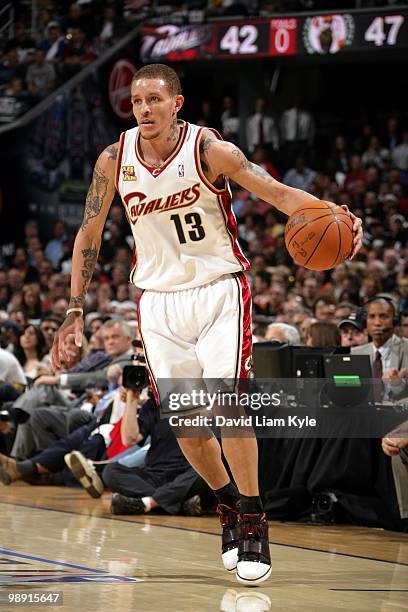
[137,272,252,402]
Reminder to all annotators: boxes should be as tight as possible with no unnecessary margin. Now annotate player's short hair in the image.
[132,64,182,96]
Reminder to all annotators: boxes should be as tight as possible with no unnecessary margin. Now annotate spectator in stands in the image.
[313,295,336,321]
[300,274,320,309]
[338,312,368,348]
[40,22,66,65]
[21,284,43,323]
[283,157,316,191]
[327,135,349,175]
[13,324,47,380]
[246,98,278,154]
[64,28,96,75]
[399,311,408,339]
[94,4,121,45]
[44,220,66,268]
[306,321,341,348]
[26,48,56,100]
[362,136,389,168]
[382,248,400,292]
[264,323,300,345]
[220,95,239,145]
[344,154,366,192]
[0,375,125,487]
[279,103,315,168]
[382,116,400,152]
[63,3,92,37]
[103,392,208,516]
[0,48,23,87]
[251,146,281,181]
[334,301,355,324]
[5,22,36,63]
[398,280,408,314]
[12,248,38,284]
[0,342,26,403]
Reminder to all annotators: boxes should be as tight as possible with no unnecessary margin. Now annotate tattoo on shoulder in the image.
[81,164,109,231]
[106,144,118,160]
[199,129,217,156]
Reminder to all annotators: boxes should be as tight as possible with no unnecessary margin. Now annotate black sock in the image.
[240,494,263,515]
[213,482,240,509]
[16,460,37,477]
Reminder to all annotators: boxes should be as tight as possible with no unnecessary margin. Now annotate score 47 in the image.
[364,14,404,46]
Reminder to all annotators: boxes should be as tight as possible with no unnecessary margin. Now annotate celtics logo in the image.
[303,14,354,55]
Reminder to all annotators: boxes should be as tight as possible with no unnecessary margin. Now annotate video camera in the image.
[122,353,148,390]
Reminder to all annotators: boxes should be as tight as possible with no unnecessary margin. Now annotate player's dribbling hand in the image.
[340,205,363,260]
[51,313,84,371]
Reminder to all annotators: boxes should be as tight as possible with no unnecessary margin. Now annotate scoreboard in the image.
[140,9,408,62]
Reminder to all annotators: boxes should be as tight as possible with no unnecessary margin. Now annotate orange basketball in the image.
[284,201,354,271]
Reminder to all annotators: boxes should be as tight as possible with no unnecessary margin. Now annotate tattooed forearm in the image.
[69,243,99,308]
[81,164,109,231]
[167,119,179,143]
[106,144,118,160]
[81,246,98,281]
[69,295,85,307]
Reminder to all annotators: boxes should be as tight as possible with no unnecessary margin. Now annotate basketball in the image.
[284,201,354,271]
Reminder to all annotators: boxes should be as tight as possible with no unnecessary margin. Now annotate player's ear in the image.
[174,94,184,115]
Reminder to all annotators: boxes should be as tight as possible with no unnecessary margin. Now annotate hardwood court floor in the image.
[0,484,407,612]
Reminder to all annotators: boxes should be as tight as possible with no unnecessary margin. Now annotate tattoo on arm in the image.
[106,144,118,160]
[81,164,109,231]
[69,244,99,308]
[199,129,217,155]
[231,147,275,184]
[199,129,220,178]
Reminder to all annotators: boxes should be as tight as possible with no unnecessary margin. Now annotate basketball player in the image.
[52,64,362,585]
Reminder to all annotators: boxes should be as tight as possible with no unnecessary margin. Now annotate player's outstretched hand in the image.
[51,312,84,371]
[340,205,363,260]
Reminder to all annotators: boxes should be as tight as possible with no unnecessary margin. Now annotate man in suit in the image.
[246,98,279,155]
[351,297,408,400]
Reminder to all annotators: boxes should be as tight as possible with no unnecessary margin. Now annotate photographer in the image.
[102,365,211,516]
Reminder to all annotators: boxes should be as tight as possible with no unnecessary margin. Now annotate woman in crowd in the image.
[306,321,341,348]
[21,283,43,323]
[13,324,47,380]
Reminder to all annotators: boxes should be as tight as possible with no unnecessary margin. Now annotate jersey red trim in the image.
[234,272,253,380]
[135,120,188,177]
[194,127,229,195]
[217,191,250,271]
[115,132,125,192]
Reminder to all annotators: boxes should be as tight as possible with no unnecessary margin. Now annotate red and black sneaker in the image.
[216,501,241,571]
[236,512,272,585]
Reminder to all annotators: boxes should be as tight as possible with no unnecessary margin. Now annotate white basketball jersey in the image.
[115,120,249,291]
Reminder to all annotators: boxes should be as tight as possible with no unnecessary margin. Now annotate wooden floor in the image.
[0,485,407,611]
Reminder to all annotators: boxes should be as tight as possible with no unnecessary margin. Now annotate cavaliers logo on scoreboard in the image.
[122,166,137,181]
[303,14,354,55]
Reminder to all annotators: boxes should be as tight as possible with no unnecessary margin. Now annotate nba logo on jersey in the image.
[178,163,184,178]
[122,166,136,181]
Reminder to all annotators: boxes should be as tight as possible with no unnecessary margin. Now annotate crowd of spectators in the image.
[0,3,125,122]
